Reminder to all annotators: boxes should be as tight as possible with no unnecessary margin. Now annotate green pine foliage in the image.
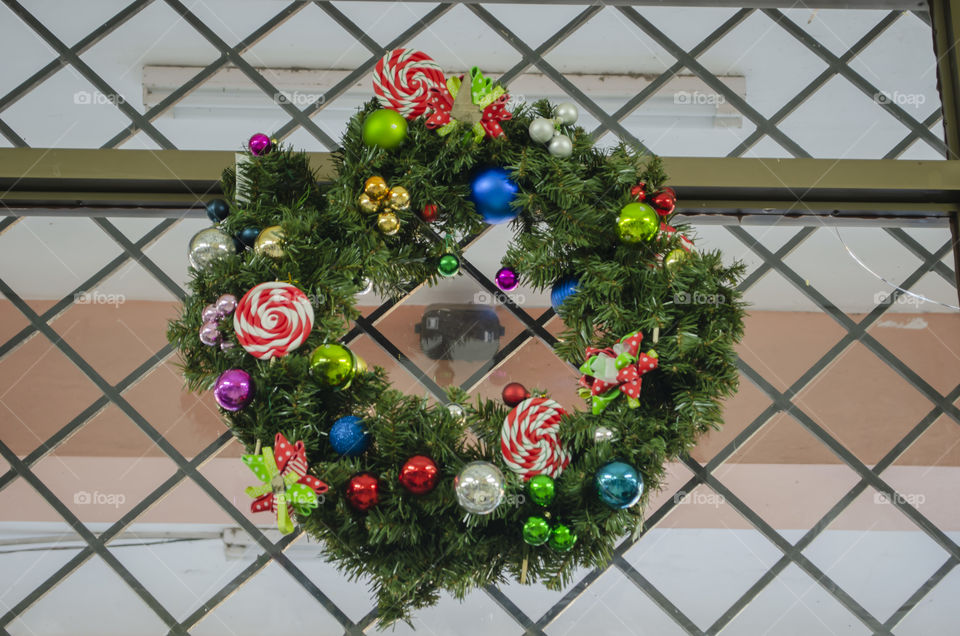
[167,97,746,627]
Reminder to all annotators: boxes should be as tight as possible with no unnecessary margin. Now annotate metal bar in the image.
[498,5,604,85]
[882,557,959,630]
[483,586,540,632]
[884,227,956,284]
[884,111,944,159]
[92,218,186,301]
[0,117,27,147]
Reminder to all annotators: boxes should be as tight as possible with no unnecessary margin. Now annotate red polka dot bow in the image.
[578,331,659,415]
[425,67,512,140]
[242,433,328,534]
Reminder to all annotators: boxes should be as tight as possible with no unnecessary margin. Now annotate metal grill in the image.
[1,1,959,634]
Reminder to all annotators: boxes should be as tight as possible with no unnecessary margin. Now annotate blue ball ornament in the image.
[470,167,519,224]
[550,276,579,313]
[595,461,643,509]
[237,227,260,250]
[329,416,370,457]
[205,199,230,223]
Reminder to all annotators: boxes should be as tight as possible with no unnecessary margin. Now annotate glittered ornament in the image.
[522,516,550,546]
[310,343,357,388]
[420,203,438,222]
[199,321,220,346]
[248,133,272,156]
[617,202,659,244]
[254,225,285,257]
[377,211,400,236]
[548,523,577,552]
[554,102,579,125]
[470,167,519,224]
[362,108,408,149]
[201,304,220,323]
[550,277,579,313]
[345,473,380,511]
[399,455,439,495]
[205,199,229,223]
[594,426,616,443]
[237,227,260,249]
[454,461,505,515]
[495,267,518,291]
[189,228,236,270]
[595,461,643,509]
[329,415,370,456]
[216,294,237,315]
[527,474,555,507]
[528,117,555,144]
[501,382,530,407]
[548,134,573,158]
[213,369,253,411]
[437,253,460,277]
[664,248,687,271]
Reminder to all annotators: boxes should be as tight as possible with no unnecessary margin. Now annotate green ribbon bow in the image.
[243,446,320,535]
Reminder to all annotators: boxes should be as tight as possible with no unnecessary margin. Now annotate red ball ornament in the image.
[345,473,380,511]
[630,182,646,201]
[421,203,438,222]
[399,455,439,494]
[650,190,676,216]
[502,382,531,407]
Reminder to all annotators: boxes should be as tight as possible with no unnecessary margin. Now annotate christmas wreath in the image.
[168,49,745,626]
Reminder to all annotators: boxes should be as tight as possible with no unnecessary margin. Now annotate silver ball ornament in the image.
[528,117,556,144]
[548,134,573,158]
[454,461,505,515]
[358,278,373,295]
[554,102,579,125]
[188,228,236,270]
[594,426,616,443]
[447,404,465,421]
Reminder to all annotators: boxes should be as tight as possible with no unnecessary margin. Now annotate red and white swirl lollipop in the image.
[233,282,314,360]
[373,48,445,120]
[501,397,570,480]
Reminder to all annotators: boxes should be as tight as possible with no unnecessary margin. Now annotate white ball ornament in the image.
[554,102,579,125]
[528,117,556,144]
[548,134,573,158]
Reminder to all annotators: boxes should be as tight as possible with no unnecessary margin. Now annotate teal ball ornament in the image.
[362,108,408,150]
[595,461,643,509]
[470,168,519,224]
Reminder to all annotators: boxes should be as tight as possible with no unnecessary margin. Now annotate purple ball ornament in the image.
[214,369,253,411]
[216,294,237,316]
[495,267,518,292]
[201,304,220,323]
[248,133,272,156]
[199,321,221,346]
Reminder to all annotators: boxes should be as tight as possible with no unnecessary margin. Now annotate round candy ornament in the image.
[330,416,370,456]
[453,461,505,515]
[501,397,570,480]
[373,48,445,119]
[233,282,314,360]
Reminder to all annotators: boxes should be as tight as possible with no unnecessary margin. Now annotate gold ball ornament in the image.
[377,211,400,236]
[358,193,380,214]
[388,186,411,210]
[254,225,285,257]
[364,176,389,200]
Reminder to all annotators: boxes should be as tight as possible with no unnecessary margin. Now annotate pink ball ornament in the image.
[201,304,220,323]
[216,294,237,315]
[199,321,221,346]
[248,133,272,156]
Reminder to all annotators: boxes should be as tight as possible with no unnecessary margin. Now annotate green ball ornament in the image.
[522,516,551,546]
[527,475,555,507]
[310,343,357,388]
[362,109,407,150]
[549,523,577,552]
[617,202,659,244]
[664,248,687,270]
[437,253,460,277]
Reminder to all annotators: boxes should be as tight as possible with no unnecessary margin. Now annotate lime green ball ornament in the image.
[527,475,556,507]
[437,253,460,277]
[548,523,577,552]
[664,248,687,271]
[362,109,408,150]
[522,516,551,546]
[617,202,659,244]
[310,343,357,388]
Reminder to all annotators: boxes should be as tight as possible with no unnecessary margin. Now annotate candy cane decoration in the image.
[233,282,314,360]
[373,48,446,120]
[501,397,570,480]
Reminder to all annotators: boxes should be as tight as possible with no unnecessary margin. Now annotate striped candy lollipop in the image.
[233,282,314,360]
[501,397,570,480]
[373,48,445,120]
